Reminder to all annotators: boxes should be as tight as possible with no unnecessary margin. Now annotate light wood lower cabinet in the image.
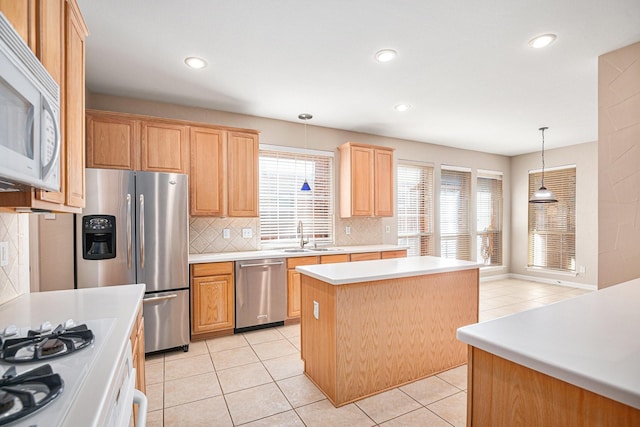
[130,305,145,426]
[191,262,235,339]
[350,252,381,262]
[381,249,407,259]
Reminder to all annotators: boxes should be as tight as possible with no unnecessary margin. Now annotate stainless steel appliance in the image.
[0,13,61,192]
[235,258,287,332]
[77,168,189,353]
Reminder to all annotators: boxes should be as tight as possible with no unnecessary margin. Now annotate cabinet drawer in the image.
[350,252,381,262]
[381,250,408,259]
[192,262,234,277]
[320,254,350,264]
[287,256,319,269]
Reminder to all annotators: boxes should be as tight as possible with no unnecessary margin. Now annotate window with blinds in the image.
[259,147,334,248]
[528,166,576,271]
[397,163,434,256]
[477,171,503,265]
[440,167,471,260]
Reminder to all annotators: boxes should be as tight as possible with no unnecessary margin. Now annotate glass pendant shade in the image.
[529,127,558,203]
[300,179,311,191]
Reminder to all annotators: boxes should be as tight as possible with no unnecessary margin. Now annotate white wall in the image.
[511,141,598,287]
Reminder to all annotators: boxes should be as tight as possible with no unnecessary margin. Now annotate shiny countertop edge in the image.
[0,284,146,426]
[188,245,408,264]
[457,279,640,410]
[295,255,481,285]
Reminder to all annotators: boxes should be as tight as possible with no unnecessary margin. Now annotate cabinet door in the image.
[381,250,407,259]
[227,131,258,217]
[190,127,227,216]
[192,274,234,334]
[63,0,86,208]
[350,146,374,216]
[140,121,189,174]
[320,254,350,264]
[0,0,37,51]
[287,269,301,318]
[35,0,65,204]
[374,148,394,216]
[86,112,140,170]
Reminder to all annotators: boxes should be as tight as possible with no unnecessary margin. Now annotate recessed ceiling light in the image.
[375,49,397,63]
[394,103,411,112]
[184,56,208,69]
[528,34,557,49]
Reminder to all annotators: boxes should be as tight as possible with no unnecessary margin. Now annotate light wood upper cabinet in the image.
[339,142,394,218]
[86,110,189,174]
[227,131,259,217]
[0,0,87,212]
[190,127,226,216]
[190,129,259,217]
[86,111,139,170]
[140,121,189,174]
[190,262,235,338]
[0,0,37,51]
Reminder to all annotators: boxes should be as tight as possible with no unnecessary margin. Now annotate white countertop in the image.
[457,278,640,409]
[0,284,145,426]
[296,255,481,285]
[189,244,407,264]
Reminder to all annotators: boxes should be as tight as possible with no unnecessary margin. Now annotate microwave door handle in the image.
[40,97,60,181]
[25,105,34,158]
[126,194,132,269]
[139,194,145,269]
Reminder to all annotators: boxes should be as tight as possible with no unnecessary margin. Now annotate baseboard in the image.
[508,273,597,290]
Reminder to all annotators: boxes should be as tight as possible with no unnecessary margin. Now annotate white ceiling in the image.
[76,0,640,156]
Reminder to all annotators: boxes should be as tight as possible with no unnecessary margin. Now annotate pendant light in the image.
[529,126,558,203]
[299,113,312,191]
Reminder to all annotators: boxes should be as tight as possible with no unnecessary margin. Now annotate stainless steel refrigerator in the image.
[76,168,189,353]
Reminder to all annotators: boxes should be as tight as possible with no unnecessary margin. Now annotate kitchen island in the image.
[296,256,480,406]
[457,278,640,426]
[0,284,145,426]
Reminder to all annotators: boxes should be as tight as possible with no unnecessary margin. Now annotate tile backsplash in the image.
[0,213,30,303]
[189,216,384,254]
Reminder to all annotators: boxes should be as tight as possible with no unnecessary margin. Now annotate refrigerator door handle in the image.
[139,193,145,269]
[143,294,178,304]
[126,194,132,269]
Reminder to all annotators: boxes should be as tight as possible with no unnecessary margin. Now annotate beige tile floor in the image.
[144,278,592,426]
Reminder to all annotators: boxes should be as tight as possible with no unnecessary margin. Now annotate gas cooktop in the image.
[0,319,114,426]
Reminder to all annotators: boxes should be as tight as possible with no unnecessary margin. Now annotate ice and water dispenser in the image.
[81,215,116,259]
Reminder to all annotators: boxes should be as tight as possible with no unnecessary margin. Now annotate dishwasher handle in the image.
[143,294,178,305]
[239,261,285,268]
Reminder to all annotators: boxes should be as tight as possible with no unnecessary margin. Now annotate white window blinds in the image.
[477,171,503,265]
[259,147,334,248]
[440,167,471,261]
[397,163,435,256]
[528,166,576,271]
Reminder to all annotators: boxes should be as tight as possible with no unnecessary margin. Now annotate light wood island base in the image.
[300,268,478,407]
[467,347,640,426]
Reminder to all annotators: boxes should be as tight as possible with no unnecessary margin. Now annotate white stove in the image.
[0,318,118,426]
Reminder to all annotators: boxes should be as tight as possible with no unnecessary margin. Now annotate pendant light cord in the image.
[540,126,548,188]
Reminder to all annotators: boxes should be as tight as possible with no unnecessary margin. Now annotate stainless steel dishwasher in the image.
[235,258,287,332]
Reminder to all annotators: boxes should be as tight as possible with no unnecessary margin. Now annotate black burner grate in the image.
[1,324,94,363]
[0,364,64,425]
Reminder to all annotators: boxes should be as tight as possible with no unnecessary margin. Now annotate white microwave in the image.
[0,12,61,193]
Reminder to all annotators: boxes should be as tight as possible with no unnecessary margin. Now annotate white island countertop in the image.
[189,244,407,264]
[0,284,145,426]
[296,255,481,285]
[457,278,640,410]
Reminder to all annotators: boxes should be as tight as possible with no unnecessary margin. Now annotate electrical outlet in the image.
[223,228,231,239]
[579,265,586,274]
[385,225,391,233]
[0,242,8,267]
[242,228,253,238]
[345,226,351,235]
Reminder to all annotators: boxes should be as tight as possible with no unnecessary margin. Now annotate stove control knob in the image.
[3,325,17,337]
[64,319,75,329]
[39,321,52,333]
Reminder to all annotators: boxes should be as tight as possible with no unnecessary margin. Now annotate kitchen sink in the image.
[312,248,341,252]
[283,248,309,253]
[281,247,343,253]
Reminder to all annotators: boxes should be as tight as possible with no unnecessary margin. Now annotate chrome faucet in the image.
[297,221,308,249]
